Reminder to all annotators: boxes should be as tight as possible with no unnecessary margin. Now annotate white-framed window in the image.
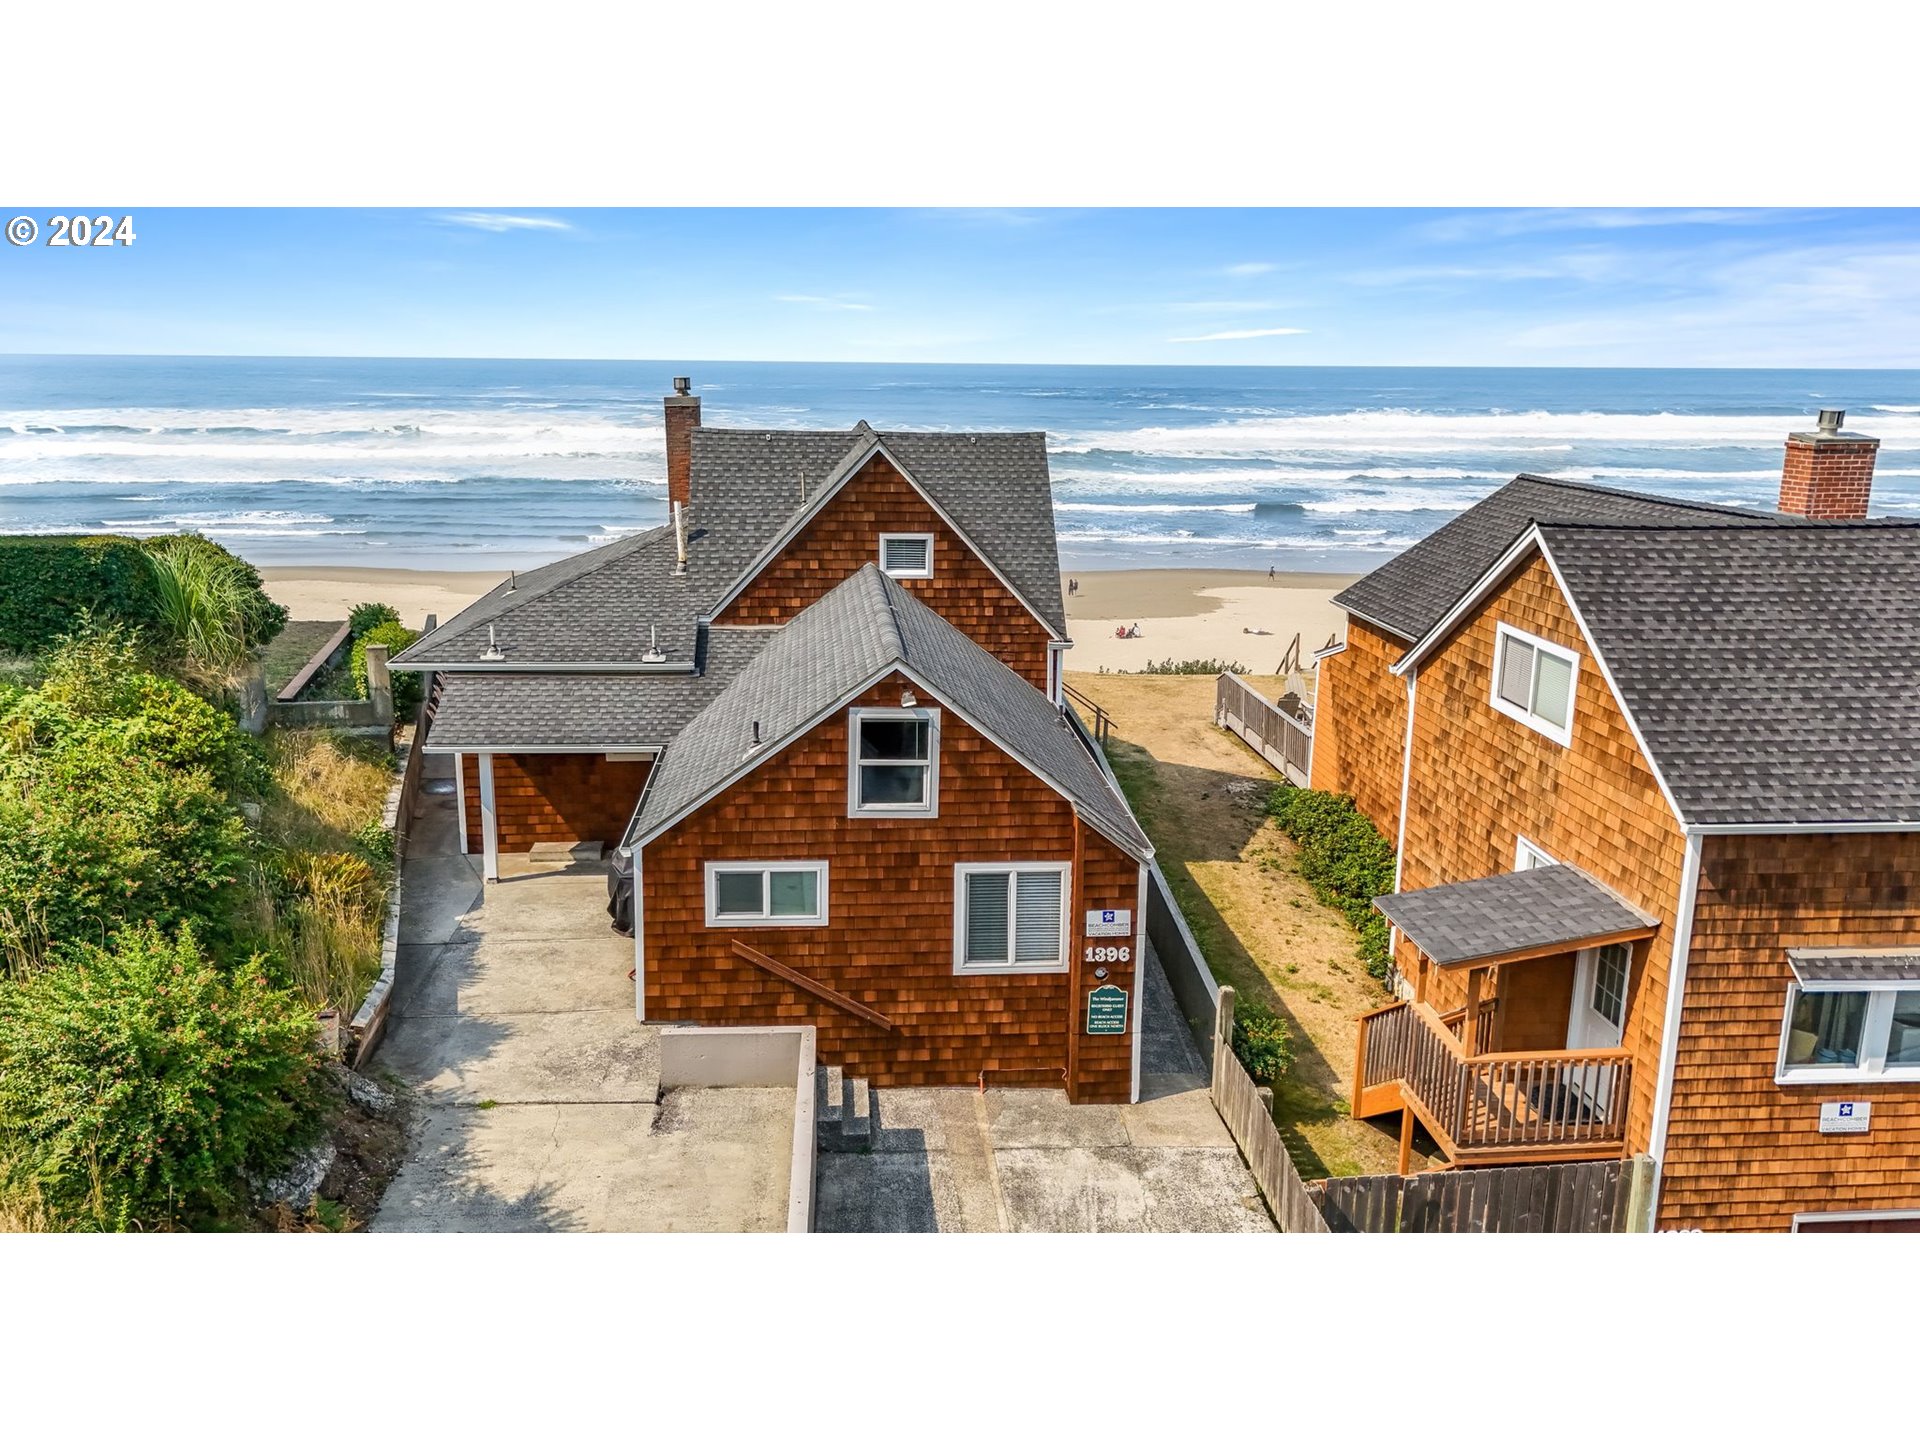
[848,707,940,817]
[953,863,1071,973]
[1490,621,1579,747]
[1776,982,1920,1084]
[879,532,935,579]
[703,861,829,927]
[1515,835,1558,871]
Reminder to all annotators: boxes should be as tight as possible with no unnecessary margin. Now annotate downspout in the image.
[1645,828,1704,1231]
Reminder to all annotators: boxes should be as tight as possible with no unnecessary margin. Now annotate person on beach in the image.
[1268,566,1275,580]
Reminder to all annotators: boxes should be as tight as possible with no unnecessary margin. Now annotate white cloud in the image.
[1167,326,1309,343]
[1161,299,1288,314]
[439,212,572,233]
[775,293,874,311]
[1416,208,1791,244]
[1222,261,1276,276]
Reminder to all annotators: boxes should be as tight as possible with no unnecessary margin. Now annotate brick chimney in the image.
[663,376,700,508]
[1779,408,1879,520]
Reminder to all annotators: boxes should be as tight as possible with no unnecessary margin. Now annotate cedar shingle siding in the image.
[1308,617,1408,837]
[460,752,652,854]
[1662,832,1920,1232]
[642,678,1140,1097]
[716,456,1054,689]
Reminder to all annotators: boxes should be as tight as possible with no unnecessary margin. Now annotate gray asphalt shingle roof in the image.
[1540,522,1920,827]
[1375,863,1658,967]
[628,565,1148,857]
[392,422,1065,672]
[686,426,1066,634]
[1787,949,1920,986]
[421,628,773,751]
[1334,474,1795,643]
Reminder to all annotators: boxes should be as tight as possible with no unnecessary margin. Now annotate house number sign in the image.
[1085,944,1132,965]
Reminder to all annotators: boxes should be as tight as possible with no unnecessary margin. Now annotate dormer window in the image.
[848,706,940,816]
[879,533,935,579]
[1490,622,1578,746]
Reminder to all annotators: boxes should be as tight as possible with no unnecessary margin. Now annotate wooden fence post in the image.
[1213,985,1236,1093]
[1623,1153,1657,1233]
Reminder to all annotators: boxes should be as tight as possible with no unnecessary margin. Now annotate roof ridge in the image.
[1509,471,1789,522]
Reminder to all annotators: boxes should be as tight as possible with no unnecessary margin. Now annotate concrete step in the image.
[842,1076,872,1147]
[528,841,603,863]
[817,1064,845,1129]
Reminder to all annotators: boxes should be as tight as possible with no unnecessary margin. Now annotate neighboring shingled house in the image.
[1308,410,1920,1232]
[390,381,1153,1102]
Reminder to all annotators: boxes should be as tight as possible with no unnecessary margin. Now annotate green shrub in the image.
[0,536,163,655]
[11,627,267,795]
[144,534,286,651]
[0,534,284,660]
[0,924,323,1230]
[350,620,422,712]
[1231,997,1292,1084]
[1268,786,1397,980]
[1140,657,1251,675]
[348,602,400,639]
[144,541,251,669]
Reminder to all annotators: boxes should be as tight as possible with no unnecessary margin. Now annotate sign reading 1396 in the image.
[1084,944,1131,965]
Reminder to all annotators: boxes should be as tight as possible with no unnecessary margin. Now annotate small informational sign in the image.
[1086,908,1132,937]
[1820,1100,1871,1134]
[1086,983,1128,1035]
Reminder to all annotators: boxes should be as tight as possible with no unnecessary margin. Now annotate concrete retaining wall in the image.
[349,724,423,1068]
[659,1024,818,1234]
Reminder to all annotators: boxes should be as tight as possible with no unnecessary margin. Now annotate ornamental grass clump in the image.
[0,924,323,1231]
[1267,786,1398,981]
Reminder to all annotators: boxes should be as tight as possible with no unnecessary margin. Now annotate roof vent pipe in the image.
[672,500,688,574]
[481,624,504,661]
[641,625,667,665]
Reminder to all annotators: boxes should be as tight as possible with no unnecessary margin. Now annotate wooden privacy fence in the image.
[1316,1156,1654,1233]
[1215,672,1312,785]
[1210,987,1330,1233]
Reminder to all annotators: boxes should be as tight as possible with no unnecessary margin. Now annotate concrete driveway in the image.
[370,757,791,1232]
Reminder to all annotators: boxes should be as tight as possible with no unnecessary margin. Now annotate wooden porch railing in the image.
[1061,682,1111,747]
[729,940,896,1031]
[1356,999,1631,1162]
[1215,672,1312,785]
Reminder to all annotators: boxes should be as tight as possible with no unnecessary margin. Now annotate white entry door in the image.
[1565,941,1631,1114]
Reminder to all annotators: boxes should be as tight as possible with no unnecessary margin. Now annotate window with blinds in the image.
[879,533,934,578]
[1490,622,1579,745]
[956,865,1068,971]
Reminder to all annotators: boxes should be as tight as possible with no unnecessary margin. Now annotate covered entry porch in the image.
[1357,863,1658,1169]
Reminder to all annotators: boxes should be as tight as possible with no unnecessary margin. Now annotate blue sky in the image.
[3,207,1917,367]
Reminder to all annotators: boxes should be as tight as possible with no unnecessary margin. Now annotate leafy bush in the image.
[0,536,163,655]
[1139,657,1251,675]
[1268,786,1398,980]
[0,924,322,1230]
[348,602,401,639]
[0,534,284,659]
[11,627,267,794]
[350,620,422,712]
[1231,997,1292,1084]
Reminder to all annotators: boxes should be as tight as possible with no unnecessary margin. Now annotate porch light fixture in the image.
[900,690,918,708]
[481,624,504,661]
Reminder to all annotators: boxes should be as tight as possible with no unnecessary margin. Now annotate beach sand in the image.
[1063,567,1356,674]
[261,567,508,629]
[261,563,1357,672]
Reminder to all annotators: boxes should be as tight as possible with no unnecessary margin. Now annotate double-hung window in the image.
[879,533,935,579]
[954,863,1070,973]
[704,861,829,927]
[849,707,939,816]
[1490,621,1579,746]
[1777,954,1920,1083]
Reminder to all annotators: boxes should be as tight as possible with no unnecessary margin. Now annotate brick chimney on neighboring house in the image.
[1779,408,1879,519]
[664,376,701,509]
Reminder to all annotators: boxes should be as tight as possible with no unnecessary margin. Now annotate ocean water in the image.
[1,356,1916,573]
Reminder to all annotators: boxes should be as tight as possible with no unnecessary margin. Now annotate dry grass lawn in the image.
[1071,671,1424,1178]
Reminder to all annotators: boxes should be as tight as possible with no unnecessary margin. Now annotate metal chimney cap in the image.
[1817,407,1845,434]
[672,376,692,396]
